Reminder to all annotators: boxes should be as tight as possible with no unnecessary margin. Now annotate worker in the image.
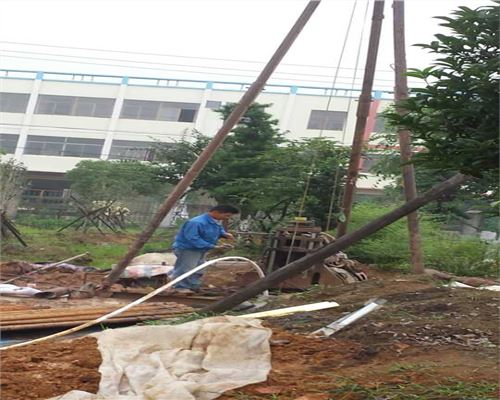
[170,205,239,292]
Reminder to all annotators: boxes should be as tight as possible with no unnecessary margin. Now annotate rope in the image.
[285,0,360,265]
[325,0,372,231]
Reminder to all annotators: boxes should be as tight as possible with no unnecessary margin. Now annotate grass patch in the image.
[330,378,498,400]
[1,225,177,268]
[343,203,499,277]
[388,362,437,373]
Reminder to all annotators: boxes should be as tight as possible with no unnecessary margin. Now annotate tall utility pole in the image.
[337,0,385,237]
[393,0,424,274]
[102,0,322,288]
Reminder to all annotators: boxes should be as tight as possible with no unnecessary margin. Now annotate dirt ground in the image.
[1,266,499,399]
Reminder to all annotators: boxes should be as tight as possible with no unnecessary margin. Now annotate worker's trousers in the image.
[171,249,207,290]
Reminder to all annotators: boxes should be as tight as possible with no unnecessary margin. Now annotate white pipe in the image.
[0,256,267,350]
[238,301,338,319]
[312,298,386,337]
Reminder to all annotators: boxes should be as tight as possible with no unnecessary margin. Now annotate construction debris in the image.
[1,252,91,284]
[263,221,367,289]
[57,197,130,234]
[0,302,193,331]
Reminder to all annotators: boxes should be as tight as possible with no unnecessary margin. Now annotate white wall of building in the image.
[0,69,394,193]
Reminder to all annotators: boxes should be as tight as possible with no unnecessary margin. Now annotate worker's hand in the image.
[223,232,235,241]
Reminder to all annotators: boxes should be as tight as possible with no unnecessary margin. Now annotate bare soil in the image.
[0,266,499,400]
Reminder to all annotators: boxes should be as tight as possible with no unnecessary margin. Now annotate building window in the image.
[120,100,199,122]
[24,135,104,158]
[0,134,20,154]
[35,95,115,118]
[373,114,388,133]
[108,140,155,161]
[0,93,30,113]
[205,100,222,109]
[307,110,347,131]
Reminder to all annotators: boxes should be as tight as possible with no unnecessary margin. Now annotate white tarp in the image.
[0,283,42,297]
[49,316,272,400]
[120,253,176,278]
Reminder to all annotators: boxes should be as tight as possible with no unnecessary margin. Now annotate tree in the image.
[67,160,166,203]
[384,4,499,188]
[211,138,349,230]
[0,158,27,215]
[153,103,283,196]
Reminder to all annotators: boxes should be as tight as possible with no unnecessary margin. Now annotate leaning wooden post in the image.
[393,0,424,273]
[337,0,385,237]
[102,0,322,288]
[205,174,468,313]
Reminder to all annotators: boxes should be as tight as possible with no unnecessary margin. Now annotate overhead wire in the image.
[0,49,399,82]
[0,54,401,88]
[284,0,361,265]
[0,40,397,73]
[325,0,372,232]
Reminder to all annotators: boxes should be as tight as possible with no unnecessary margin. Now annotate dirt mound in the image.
[1,337,101,400]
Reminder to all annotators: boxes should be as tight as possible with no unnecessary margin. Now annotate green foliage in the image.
[368,144,498,228]
[346,203,498,276]
[67,160,167,203]
[0,158,27,212]
[384,4,499,184]
[155,103,284,196]
[221,138,349,229]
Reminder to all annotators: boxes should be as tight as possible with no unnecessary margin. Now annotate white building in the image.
[0,69,393,197]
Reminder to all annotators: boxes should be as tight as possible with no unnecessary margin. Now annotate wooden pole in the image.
[393,0,424,273]
[337,0,385,237]
[102,0,322,288]
[205,173,468,313]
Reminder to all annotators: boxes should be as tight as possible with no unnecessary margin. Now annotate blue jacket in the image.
[173,213,226,251]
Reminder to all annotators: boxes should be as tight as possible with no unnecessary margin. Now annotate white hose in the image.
[1,256,267,350]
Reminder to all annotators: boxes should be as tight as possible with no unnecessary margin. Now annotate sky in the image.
[0,0,490,90]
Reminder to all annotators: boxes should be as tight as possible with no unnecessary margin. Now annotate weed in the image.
[292,285,322,300]
[1,225,175,268]
[145,312,216,326]
[389,362,437,373]
[329,377,498,400]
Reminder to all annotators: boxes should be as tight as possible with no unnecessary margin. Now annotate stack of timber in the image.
[0,302,193,331]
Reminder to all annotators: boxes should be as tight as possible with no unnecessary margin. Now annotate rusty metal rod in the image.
[0,305,187,317]
[1,315,188,331]
[1,312,188,325]
[102,0,322,287]
[0,304,182,319]
[0,308,187,322]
